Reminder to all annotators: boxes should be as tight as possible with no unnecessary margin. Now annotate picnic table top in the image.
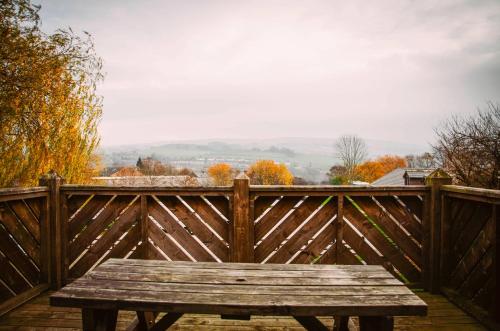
[50,259,427,317]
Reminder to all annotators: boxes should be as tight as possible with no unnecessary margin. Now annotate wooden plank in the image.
[448,204,491,273]
[147,241,168,261]
[255,197,325,262]
[457,246,494,300]
[0,282,14,303]
[375,196,422,243]
[253,196,280,220]
[250,186,428,195]
[343,200,420,283]
[69,226,140,279]
[267,199,336,264]
[204,196,231,219]
[447,216,494,288]
[148,220,192,261]
[0,283,49,317]
[158,196,228,261]
[0,253,31,294]
[449,200,480,250]
[291,222,336,264]
[342,222,385,267]
[351,196,422,266]
[316,243,336,264]
[7,200,40,242]
[102,224,141,260]
[69,202,140,277]
[51,288,426,317]
[69,196,133,263]
[0,203,40,265]
[254,197,302,242]
[441,185,500,202]
[149,199,216,262]
[66,195,92,219]
[24,197,43,222]
[94,263,393,279]
[105,258,387,271]
[62,185,232,196]
[337,243,362,265]
[68,195,112,240]
[67,279,416,296]
[181,196,229,242]
[0,226,39,285]
[398,195,423,220]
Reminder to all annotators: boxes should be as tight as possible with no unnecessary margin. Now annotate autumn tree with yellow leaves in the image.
[247,160,293,185]
[0,0,103,186]
[207,163,235,186]
[356,155,407,183]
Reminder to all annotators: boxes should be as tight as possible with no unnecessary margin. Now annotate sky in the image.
[38,0,500,147]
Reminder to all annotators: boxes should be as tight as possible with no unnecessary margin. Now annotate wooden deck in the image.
[0,291,486,330]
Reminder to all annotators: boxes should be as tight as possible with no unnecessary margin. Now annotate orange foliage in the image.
[247,160,293,185]
[356,155,407,183]
[111,167,143,177]
[207,163,234,186]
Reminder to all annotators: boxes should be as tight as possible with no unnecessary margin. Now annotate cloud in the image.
[38,0,500,146]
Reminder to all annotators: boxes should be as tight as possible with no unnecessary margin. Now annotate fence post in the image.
[231,173,254,263]
[140,195,149,259]
[335,194,344,264]
[424,168,452,293]
[39,170,65,289]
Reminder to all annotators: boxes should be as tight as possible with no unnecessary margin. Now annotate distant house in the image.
[371,168,435,186]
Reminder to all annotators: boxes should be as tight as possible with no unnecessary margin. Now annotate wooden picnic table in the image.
[50,258,427,331]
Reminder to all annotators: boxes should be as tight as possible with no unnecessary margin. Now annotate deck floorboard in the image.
[0,291,485,330]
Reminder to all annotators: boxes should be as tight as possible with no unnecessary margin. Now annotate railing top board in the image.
[0,187,49,202]
[60,184,233,196]
[250,185,428,196]
[442,185,500,204]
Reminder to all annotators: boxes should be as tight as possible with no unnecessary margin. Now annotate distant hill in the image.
[100,137,429,183]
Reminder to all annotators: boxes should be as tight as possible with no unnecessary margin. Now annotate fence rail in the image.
[0,173,498,329]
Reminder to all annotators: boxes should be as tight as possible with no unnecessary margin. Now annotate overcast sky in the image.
[39,0,500,146]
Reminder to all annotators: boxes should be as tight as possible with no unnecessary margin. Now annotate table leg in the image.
[82,308,118,331]
[293,316,330,331]
[127,312,183,331]
[333,316,349,331]
[136,311,158,330]
[359,316,394,331]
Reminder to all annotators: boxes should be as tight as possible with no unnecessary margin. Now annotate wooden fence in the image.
[0,187,50,316]
[0,171,498,329]
[439,185,499,329]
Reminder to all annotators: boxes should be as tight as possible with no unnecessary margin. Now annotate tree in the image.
[247,160,293,185]
[356,155,407,183]
[207,163,234,186]
[433,103,499,189]
[327,165,348,185]
[0,0,103,186]
[334,135,367,184]
[406,153,436,168]
[136,157,143,169]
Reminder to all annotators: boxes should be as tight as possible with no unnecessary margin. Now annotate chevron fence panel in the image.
[440,188,499,328]
[0,189,48,308]
[251,188,425,285]
[62,188,232,280]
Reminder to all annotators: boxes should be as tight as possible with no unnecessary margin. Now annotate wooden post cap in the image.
[425,168,452,185]
[235,173,250,181]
